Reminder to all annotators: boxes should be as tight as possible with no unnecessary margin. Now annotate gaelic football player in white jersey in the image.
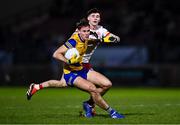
[83,8,120,67]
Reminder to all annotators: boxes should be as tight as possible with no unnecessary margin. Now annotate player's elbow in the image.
[53,50,59,59]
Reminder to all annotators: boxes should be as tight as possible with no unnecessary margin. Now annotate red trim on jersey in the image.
[82,63,92,70]
[105,32,110,37]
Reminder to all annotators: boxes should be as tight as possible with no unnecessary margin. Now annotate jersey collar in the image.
[78,34,85,43]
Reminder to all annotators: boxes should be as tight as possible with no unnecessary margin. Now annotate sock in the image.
[34,84,43,90]
[87,97,94,107]
[39,84,43,89]
[106,107,114,114]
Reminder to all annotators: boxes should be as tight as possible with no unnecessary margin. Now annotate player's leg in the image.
[86,70,124,118]
[26,75,67,100]
[84,70,112,115]
[81,64,96,113]
[74,77,124,119]
[64,69,109,118]
[74,77,109,114]
[63,71,95,118]
[40,74,67,88]
[87,70,112,95]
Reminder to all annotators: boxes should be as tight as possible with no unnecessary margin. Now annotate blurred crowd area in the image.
[0,0,180,66]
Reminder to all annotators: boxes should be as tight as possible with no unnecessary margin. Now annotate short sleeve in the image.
[64,39,76,48]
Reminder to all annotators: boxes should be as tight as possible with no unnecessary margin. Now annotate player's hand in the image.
[66,54,80,64]
[114,36,120,43]
[101,34,120,43]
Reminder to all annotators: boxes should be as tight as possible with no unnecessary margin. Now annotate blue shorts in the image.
[64,68,89,86]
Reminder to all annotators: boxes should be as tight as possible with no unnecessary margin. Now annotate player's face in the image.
[87,13,100,26]
[79,26,90,41]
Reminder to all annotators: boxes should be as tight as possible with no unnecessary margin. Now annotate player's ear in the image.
[87,16,90,21]
[77,29,81,34]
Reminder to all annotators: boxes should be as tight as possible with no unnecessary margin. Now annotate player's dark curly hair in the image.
[76,18,89,30]
[86,8,101,17]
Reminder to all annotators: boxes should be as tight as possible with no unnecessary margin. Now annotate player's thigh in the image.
[74,76,96,93]
[87,70,112,87]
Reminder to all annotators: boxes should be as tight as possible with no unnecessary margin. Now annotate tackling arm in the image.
[102,33,120,43]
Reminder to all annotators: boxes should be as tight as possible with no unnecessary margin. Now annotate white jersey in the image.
[82,25,109,63]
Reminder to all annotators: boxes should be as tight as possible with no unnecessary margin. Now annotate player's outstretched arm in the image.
[102,33,120,43]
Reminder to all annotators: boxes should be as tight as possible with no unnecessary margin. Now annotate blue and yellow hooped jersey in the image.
[63,33,88,74]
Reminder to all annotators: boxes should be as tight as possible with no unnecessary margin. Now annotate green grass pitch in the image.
[0,86,180,124]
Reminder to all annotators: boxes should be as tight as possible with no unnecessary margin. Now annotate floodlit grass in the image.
[0,86,180,124]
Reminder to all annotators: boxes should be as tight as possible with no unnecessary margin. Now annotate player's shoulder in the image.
[96,25,108,33]
[69,33,79,41]
[65,33,78,48]
[97,25,107,30]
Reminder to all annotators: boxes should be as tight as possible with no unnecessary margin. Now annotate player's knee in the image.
[107,81,112,88]
[103,80,112,89]
[88,84,97,93]
[90,91,100,98]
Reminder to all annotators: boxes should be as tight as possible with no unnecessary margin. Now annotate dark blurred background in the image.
[0,0,180,86]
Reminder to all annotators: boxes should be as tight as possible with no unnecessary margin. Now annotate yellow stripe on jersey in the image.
[103,32,118,43]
